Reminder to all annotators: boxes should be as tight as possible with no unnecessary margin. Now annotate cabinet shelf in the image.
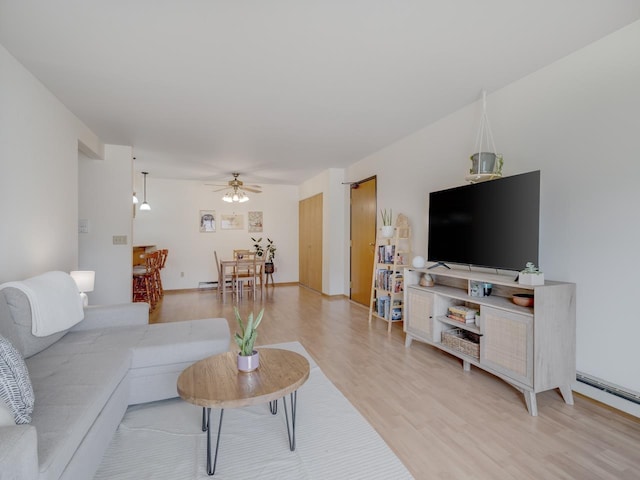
[437,315,481,335]
[410,283,534,317]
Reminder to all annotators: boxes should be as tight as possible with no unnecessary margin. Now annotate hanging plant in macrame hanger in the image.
[466,90,503,183]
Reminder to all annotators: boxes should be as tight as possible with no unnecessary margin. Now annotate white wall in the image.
[299,168,347,295]
[132,178,299,290]
[342,21,640,408]
[78,145,133,304]
[0,44,102,282]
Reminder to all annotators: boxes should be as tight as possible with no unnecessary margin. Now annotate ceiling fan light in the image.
[239,194,249,203]
[232,193,239,202]
[222,193,233,203]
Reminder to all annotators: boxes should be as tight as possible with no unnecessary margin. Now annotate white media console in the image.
[403,266,576,416]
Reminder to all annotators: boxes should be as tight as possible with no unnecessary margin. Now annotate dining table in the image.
[219,258,265,301]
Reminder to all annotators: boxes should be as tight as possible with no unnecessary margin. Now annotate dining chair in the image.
[133,250,161,311]
[214,250,233,298]
[248,257,264,297]
[233,250,256,280]
[233,257,256,298]
[233,249,253,260]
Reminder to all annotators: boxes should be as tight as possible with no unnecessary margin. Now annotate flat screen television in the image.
[427,170,540,272]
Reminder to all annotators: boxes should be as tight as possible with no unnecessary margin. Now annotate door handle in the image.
[368,242,375,246]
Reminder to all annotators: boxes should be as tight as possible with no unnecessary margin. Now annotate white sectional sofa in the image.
[0,273,230,480]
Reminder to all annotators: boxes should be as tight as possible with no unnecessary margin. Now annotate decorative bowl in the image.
[512,293,534,307]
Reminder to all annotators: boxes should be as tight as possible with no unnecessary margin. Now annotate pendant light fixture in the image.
[140,172,151,211]
[133,193,139,204]
[222,189,249,203]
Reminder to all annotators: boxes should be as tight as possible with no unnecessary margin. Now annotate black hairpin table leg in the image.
[282,391,298,451]
[205,407,224,476]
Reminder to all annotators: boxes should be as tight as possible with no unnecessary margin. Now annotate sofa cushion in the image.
[129,318,231,368]
[26,348,131,480]
[0,335,35,424]
[0,289,68,359]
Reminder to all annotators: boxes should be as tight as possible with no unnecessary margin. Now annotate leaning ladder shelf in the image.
[368,225,411,332]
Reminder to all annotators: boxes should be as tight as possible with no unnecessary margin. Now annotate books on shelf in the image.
[375,269,403,292]
[447,315,476,324]
[378,245,395,264]
[377,295,390,318]
[447,305,478,324]
[375,296,403,319]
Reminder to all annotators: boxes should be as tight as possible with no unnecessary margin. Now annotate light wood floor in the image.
[151,285,640,480]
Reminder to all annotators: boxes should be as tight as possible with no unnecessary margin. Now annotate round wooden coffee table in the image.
[177,348,310,476]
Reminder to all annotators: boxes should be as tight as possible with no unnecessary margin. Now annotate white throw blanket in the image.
[0,271,84,337]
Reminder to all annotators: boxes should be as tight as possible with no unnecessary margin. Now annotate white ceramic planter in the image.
[518,272,544,286]
[237,350,259,372]
[381,225,395,238]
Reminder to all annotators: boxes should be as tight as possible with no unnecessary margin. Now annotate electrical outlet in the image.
[78,219,89,234]
[112,235,128,245]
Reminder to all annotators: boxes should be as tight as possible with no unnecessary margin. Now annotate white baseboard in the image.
[573,382,640,418]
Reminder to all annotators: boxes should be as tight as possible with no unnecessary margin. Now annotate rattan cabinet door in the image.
[480,306,533,387]
[406,288,434,342]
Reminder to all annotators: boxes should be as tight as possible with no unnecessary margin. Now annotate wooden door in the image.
[299,193,323,291]
[350,177,376,305]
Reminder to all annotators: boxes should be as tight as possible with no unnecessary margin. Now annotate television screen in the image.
[427,171,540,272]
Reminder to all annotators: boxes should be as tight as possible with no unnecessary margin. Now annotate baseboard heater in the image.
[576,372,640,405]
[198,281,217,289]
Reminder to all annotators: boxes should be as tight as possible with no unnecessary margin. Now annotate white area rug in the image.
[94,342,413,480]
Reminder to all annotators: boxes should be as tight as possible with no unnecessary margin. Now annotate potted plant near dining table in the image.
[264,238,276,274]
[235,307,265,372]
[251,237,277,274]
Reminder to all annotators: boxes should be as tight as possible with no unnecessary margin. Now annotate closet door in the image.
[299,193,323,291]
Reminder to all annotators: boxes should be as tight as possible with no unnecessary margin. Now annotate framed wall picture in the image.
[199,210,216,232]
[248,211,263,232]
[220,213,244,230]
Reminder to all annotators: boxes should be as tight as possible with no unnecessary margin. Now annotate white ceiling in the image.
[2,1,639,185]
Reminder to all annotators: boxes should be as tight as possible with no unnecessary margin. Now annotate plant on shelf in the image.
[518,262,544,286]
[521,262,541,274]
[380,209,394,237]
[234,307,265,372]
[380,209,392,226]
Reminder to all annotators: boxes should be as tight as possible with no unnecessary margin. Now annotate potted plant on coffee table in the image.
[234,307,265,372]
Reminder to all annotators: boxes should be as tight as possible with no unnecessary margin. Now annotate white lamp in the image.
[70,271,95,306]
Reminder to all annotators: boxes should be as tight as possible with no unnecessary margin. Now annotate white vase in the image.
[381,225,394,238]
[237,350,259,372]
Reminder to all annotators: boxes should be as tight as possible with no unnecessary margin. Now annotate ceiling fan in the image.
[206,173,262,203]
[208,172,262,193]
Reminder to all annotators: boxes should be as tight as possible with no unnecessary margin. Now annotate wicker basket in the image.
[441,328,480,359]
